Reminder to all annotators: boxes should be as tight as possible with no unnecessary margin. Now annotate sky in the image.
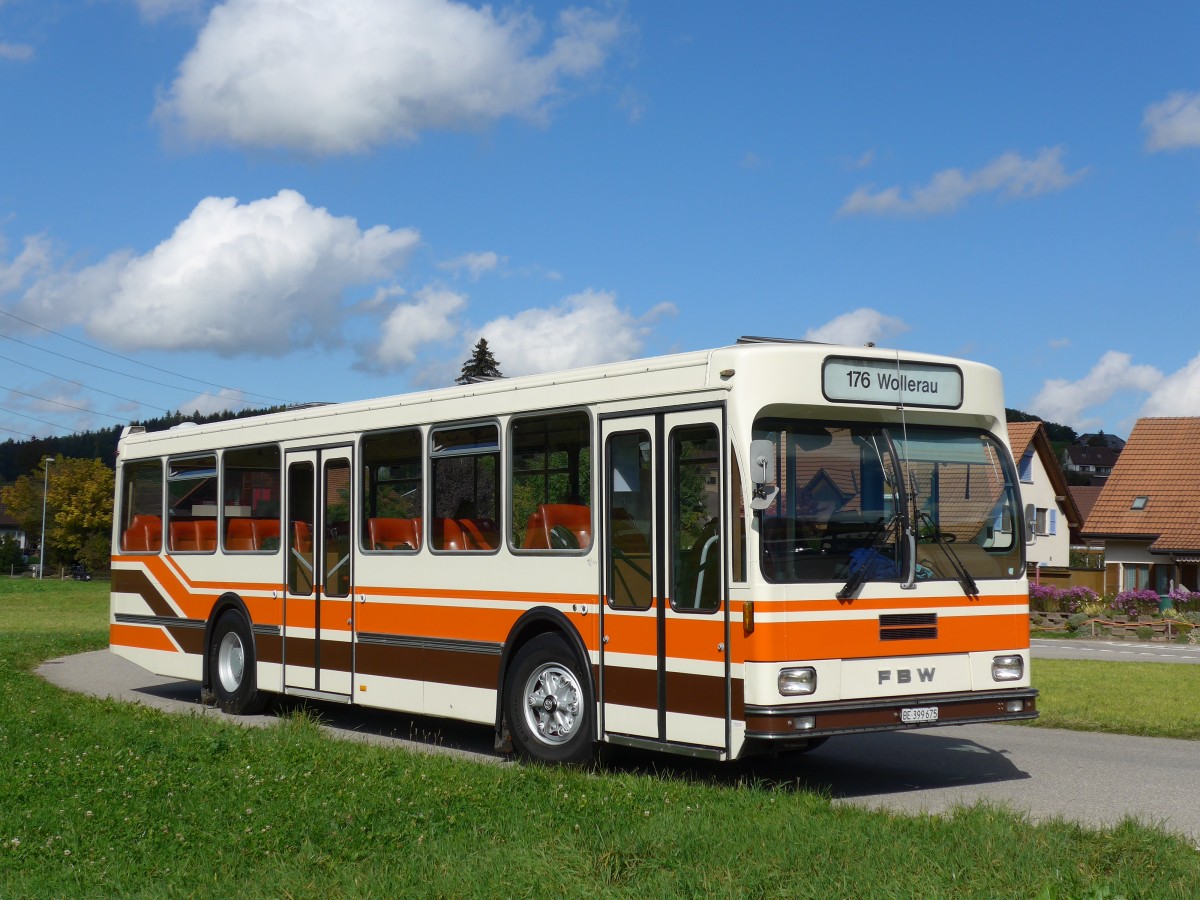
[1,1,1199,445]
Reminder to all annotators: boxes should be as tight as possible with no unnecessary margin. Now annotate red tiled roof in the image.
[1070,486,1104,523]
[1083,417,1200,552]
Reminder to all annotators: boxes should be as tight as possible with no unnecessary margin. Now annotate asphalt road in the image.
[1032,637,1200,664]
[37,650,1200,844]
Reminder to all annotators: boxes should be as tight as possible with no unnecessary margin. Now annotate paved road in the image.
[1032,637,1200,664]
[37,650,1200,843]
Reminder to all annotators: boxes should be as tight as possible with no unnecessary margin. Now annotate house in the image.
[1061,433,1123,486]
[1008,422,1081,573]
[1082,417,1200,594]
[0,502,26,550]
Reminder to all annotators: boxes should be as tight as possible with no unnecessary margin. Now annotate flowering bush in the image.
[1028,584,1099,613]
[1110,589,1160,618]
[1167,586,1200,614]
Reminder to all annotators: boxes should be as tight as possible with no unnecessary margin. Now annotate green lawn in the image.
[2,582,1198,897]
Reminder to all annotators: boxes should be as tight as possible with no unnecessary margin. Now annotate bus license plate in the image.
[900,706,938,724]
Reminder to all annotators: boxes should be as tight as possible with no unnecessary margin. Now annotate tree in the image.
[456,338,503,384]
[0,455,114,572]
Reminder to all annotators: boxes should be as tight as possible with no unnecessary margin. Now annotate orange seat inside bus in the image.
[169,519,217,552]
[521,504,592,550]
[368,517,422,550]
[121,514,162,552]
[225,517,282,551]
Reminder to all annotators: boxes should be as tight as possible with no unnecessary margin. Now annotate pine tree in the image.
[456,338,503,384]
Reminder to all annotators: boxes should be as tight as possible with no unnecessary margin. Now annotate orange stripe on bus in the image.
[110,622,179,654]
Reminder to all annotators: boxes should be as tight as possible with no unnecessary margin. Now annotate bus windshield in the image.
[753,419,1022,586]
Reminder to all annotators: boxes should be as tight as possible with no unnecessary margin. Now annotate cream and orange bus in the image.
[110,337,1037,764]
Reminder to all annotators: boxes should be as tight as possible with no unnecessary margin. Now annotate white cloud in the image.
[438,251,504,280]
[18,189,419,356]
[370,285,467,369]
[0,42,34,62]
[476,290,676,376]
[838,147,1087,218]
[1140,353,1200,417]
[1048,337,1071,349]
[0,234,53,294]
[157,0,623,154]
[1031,351,1163,426]
[804,308,910,347]
[181,387,251,416]
[1144,91,1200,152]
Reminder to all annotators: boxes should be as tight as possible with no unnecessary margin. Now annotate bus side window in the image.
[361,429,422,553]
[510,411,591,552]
[430,422,499,552]
[222,444,281,553]
[120,459,163,553]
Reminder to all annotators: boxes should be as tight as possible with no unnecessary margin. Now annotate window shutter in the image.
[1049,508,1057,535]
[1019,450,1033,483]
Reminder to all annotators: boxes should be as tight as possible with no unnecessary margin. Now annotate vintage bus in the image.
[110,337,1037,764]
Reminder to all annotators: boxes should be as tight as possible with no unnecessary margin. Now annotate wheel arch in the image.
[494,606,594,743]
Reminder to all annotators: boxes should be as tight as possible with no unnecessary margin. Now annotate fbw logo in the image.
[878,667,935,685]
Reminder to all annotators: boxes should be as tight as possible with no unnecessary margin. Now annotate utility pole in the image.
[39,456,53,579]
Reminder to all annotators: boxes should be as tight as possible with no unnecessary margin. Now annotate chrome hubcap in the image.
[217,631,245,693]
[523,662,582,745]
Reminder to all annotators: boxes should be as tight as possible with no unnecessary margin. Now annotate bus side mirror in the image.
[1025,503,1037,545]
[748,439,779,511]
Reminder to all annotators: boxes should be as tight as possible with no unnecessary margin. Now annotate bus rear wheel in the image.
[505,633,594,765]
[208,610,268,715]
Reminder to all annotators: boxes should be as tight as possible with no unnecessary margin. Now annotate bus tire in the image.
[505,633,594,765]
[208,610,268,715]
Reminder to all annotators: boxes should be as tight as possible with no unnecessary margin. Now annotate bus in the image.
[110,337,1037,764]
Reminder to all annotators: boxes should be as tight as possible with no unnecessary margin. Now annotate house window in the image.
[1018,450,1034,484]
[1034,507,1048,535]
[1131,496,1149,510]
[1125,563,1150,591]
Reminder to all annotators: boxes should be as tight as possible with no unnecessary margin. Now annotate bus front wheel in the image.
[208,611,268,715]
[505,633,594,765]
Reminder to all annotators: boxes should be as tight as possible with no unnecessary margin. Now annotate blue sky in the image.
[1,1,1198,444]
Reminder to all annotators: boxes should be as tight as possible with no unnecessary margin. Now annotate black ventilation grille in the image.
[879,612,938,641]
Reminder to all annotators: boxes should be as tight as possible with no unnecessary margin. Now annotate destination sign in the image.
[822,356,963,409]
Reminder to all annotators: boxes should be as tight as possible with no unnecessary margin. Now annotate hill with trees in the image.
[0,405,288,482]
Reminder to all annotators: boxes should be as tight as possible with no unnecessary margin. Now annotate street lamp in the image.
[39,456,53,580]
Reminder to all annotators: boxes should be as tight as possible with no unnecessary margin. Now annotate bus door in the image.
[283,446,354,698]
[600,408,729,754]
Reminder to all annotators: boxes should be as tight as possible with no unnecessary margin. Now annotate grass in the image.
[2,581,1199,897]
[1028,658,1200,740]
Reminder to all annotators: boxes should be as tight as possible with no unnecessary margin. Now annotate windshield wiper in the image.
[836,515,899,600]
[916,511,979,597]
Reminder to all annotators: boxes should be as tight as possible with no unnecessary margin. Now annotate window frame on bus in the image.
[667,421,722,615]
[359,426,425,555]
[166,452,219,555]
[507,407,594,556]
[117,457,164,555]
[220,443,283,555]
[428,418,502,555]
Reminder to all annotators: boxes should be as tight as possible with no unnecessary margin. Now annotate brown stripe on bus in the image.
[112,568,178,619]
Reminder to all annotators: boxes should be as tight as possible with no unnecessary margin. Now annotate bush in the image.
[1067,613,1091,633]
[1136,626,1154,640]
[1028,584,1100,613]
[1110,589,1160,618]
[1167,586,1200,614]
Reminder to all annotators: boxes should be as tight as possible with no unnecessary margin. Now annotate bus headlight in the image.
[992,655,1024,681]
[778,667,817,696]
